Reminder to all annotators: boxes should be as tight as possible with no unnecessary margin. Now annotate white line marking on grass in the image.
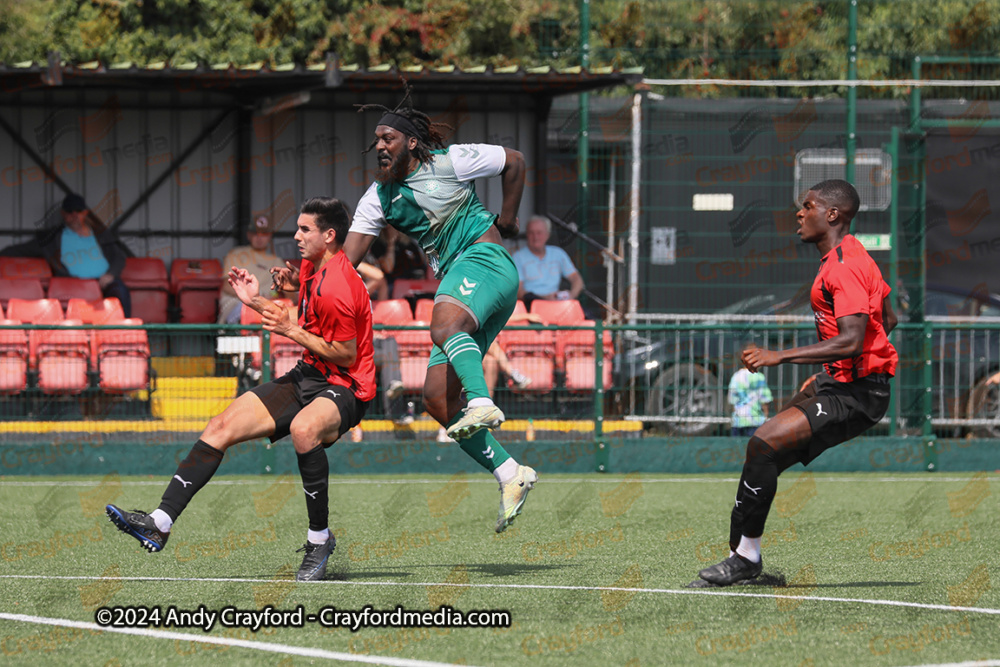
[0,475,990,487]
[3,575,999,617]
[0,612,476,667]
[899,661,1000,667]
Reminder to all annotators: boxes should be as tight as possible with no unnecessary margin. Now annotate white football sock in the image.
[467,397,495,408]
[307,528,330,545]
[736,535,761,563]
[150,509,173,533]
[493,458,519,484]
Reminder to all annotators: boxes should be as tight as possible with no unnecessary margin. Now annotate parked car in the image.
[615,283,1000,437]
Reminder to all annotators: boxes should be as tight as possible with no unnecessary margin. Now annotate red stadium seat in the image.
[240,300,299,378]
[47,277,102,309]
[500,328,556,392]
[121,257,169,324]
[394,328,433,391]
[560,323,614,393]
[373,299,414,326]
[414,298,435,323]
[0,319,29,394]
[0,257,52,289]
[0,278,45,311]
[8,298,89,394]
[391,278,440,300]
[530,299,586,325]
[94,318,151,393]
[170,258,223,323]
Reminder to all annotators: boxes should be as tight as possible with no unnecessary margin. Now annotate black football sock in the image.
[733,436,780,540]
[157,440,224,522]
[296,444,330,534]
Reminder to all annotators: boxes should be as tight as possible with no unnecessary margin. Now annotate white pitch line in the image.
[0,475,991,487]
[899,661,1000,667]
[0,612,477,667]
[2,575,998,617]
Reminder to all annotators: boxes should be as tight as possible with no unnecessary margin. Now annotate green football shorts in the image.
[428,242,518,367]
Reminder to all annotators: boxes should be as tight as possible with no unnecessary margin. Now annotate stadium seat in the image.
[170,258,223,323]
[373,299,415,326]
[121,257,169,324]
[560,324,614,392]
[65,296,151,392]
[47,277,102,309]
[500,328,556,392]
[0,319,29,394]
[240,300,299,378]
[7,298,90,394]
[414,298,435,323]
[391,278,440,300]
[0,278,45,311]
[530,299,586,325]
[0,257,52,289]
[394,327,433,391]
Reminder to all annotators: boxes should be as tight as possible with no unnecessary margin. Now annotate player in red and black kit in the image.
[106,197,375,582]
[694,179,898,587]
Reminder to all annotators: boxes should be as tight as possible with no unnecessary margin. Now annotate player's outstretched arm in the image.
[494,148,525,239]
[342,231,378,268]
[742,314,867,372]
[228,267,275,316]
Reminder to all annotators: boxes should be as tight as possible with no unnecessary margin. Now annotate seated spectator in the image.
[371,226,428,293]
[1,193,132,317]
[218,216,296,324]
[512,215,584,311]
[357,259,388,301]
[483,312,540,395]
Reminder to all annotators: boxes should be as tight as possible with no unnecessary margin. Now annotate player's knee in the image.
[745,435,777,464]
[289,419,325,452]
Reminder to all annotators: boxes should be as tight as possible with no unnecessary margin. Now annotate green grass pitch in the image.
[1,471,997,666]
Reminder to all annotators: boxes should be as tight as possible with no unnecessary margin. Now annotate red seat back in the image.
[122,257,168,286]
[169,258,223,292]
[7,298,63,324]
[66,298,126,324]
[530,299,585,325]
[48,277,103,308]
[0,257,52,288]
[391,279,440,300]
[0,278,45,310]
[373,299,414,326]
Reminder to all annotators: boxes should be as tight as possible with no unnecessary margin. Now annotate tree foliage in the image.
[1,0,998,90]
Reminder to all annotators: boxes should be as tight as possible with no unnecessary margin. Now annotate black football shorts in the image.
[793,372,891,465]
[249,361,369,445]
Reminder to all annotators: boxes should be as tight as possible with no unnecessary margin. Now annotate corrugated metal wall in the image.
[0,88,539,265]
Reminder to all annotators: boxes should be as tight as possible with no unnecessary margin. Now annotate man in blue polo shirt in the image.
[512,215,584,311]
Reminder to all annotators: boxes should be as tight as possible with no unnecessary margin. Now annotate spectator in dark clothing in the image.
[1,193,131,317]
[370,226,428,295]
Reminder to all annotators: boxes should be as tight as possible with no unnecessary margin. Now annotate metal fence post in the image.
[593,319,608,472]
[922,321,937,471]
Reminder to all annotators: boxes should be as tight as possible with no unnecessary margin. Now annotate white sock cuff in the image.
[493,458,519,484]
[150,509,173,533]
[307,528,330,545]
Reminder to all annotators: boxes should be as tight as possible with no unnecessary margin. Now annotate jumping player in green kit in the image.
[344,87,537,533]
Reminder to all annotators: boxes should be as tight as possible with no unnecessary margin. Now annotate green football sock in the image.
[442,332,491,401]
[454,426,511,472]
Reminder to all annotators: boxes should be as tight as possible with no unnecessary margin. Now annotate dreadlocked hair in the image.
[356,79,450,164]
